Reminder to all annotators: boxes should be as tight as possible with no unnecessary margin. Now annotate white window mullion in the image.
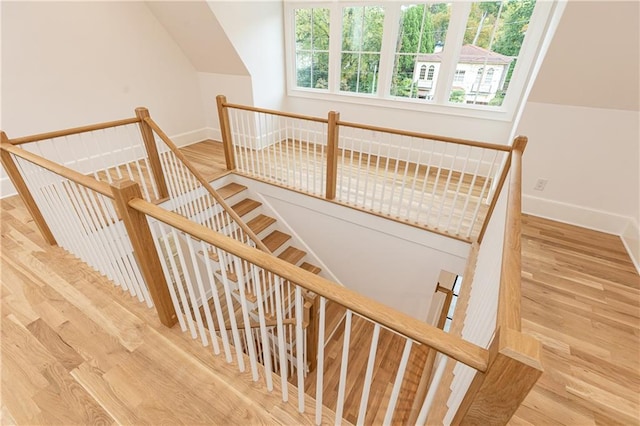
[284,2,296,94]
[377,2,400,99]
[432,2,472,104]
[328,3,343,93]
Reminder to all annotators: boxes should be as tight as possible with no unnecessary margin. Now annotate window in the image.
[294,8,330,89]
[340,6,385,94]
[475,67,484,84]
[485,68,494,84]
[449,1,538,106]
[391,3,451,99]
[453,69,465,83]
[286,0,558,118]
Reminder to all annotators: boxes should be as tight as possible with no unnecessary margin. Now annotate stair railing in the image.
[3,113,168,202]
[0,138,177,325]
[136,109,271,254]
[217,95,513,242]
[424,137,542,425]
[114,183,491,424]
[2,107,541,424]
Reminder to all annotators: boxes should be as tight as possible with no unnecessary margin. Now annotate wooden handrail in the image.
[476,151,513,244]
[129,196,490,373]
[8,117,141,145]
[143,117,272,254]
[0,133,57,245]
[336,120,513,152]
[0,142,113,198]
[221,101,329,124]
[497,136,527,332]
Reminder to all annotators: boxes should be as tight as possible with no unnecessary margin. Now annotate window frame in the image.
[284,0,558,122]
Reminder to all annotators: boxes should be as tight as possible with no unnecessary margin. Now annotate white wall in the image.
[512,1,640,270]
[207,1,286,110]
[198,72,254,140]
[517,102,640,268]
[1,1,206,196]
[231,176,470,321]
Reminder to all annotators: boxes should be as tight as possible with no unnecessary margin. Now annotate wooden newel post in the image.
[112,179,177,328]
[216,95,236,171]
[305,293,320,372]
[135,107,169,200]
[452,328,543,425]
[0,132,57,245]
[325,111,340,200]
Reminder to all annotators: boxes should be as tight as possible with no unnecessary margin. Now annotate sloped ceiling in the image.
[528,0,639,111]
[145,1,248,76]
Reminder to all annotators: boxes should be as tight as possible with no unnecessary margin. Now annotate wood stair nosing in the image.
[300,262,322,275]
[246,214,277,236]
[262,230,292,253]
[278,246,307,266]
[216,182,247,200]
[231,198,262,217]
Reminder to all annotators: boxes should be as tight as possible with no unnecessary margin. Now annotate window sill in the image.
[286,88,515,122]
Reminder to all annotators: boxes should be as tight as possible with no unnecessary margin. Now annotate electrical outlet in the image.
[534,178,548,191]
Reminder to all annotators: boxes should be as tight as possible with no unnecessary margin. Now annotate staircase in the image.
[158,179,334,379]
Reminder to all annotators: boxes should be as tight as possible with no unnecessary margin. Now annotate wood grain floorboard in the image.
[0,187,323,425]
[513,214,640,425]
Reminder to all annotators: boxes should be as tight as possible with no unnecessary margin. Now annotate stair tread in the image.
[262,230,292,252]
[217,182,247,200]
[247,214,276,235]
[232,198,261,217]
[300,262,321,275]
[278,247,306,265]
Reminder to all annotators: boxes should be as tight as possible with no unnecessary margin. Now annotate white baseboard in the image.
[523,194,640,273]
[169,127,220,147]
[621,220,640,274]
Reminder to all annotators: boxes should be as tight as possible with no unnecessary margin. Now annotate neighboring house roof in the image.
[417,44,513,65]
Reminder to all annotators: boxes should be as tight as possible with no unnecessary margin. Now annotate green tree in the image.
[295,8,330,88]
[493,0,535,56]
[493,1,536,92]
[464,2,501,48]
[341,6,384,93]
[449,88,466,103]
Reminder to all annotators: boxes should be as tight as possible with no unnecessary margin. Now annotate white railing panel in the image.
[444,177,509,423]
[228,108,328,197]
[21,124,160,201]
[12,153,152,306]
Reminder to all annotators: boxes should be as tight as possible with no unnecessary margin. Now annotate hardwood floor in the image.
[0,194,323,425]
[2,140,638,424]
[512,214,639,425]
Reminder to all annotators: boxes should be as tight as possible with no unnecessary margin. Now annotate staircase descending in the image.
[157,179,337,381]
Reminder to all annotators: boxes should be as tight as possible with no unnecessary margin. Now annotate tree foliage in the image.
[295,8,330,88]
[294,1,536,101]
[340,6,385,93]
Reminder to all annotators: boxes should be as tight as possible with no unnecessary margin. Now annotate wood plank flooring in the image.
[0,193,325,425]
[2,140,638,424]
[512,214,639,425]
